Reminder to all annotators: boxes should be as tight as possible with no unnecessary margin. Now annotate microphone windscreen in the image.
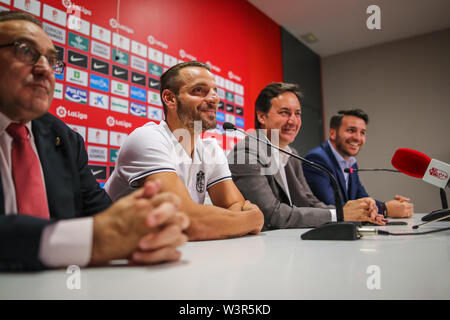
[391,148,431,178]
[223,122,236,131]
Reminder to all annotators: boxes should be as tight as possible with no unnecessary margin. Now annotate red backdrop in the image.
[1,0,283,183]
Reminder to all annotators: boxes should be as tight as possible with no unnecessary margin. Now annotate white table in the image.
[1,214,449,300]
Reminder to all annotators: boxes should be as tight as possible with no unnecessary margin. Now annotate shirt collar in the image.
[327,139,357,170]
[0,112,33,137]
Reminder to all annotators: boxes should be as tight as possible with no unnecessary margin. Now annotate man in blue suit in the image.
[0,11,188,271]
[303,109,414,218]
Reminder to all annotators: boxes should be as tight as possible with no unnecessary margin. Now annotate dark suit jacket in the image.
[0,113,112,271]
[227,135,334,230]
[303,141,383,212]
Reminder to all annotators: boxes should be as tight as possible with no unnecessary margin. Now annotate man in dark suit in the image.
[228,83,386,230]
[303,109,413,218]
[0,11,188,271]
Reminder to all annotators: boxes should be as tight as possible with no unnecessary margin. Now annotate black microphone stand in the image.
[224,123,363,240]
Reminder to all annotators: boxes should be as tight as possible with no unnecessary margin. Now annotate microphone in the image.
[224,122,363,240]
[344,168,400,173]
[391,148,450,225]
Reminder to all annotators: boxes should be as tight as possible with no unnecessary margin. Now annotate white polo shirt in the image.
[105,120,232,204]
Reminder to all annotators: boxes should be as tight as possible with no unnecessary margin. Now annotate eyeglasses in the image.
[0,41,65,74]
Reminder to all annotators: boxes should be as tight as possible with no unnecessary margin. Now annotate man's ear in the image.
[329,128,336,141]
[161,89,176,110]
[256,111,267,127]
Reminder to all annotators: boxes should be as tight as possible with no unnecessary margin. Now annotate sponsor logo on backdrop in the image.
[113,33,130,51]
[131,40,147,58]
[109,18,134,34]
[147,35,168,49]
[92,24,111,44]
[54,83,63,100]
[0,6,9,12]
[112,48,129,66]
[111,80,129,98]
[148,106,163,121]
[91,58,109,75]
[90,74,109,92]
[43,4,67,27]
[67,50,88,69]
[216,87,225,100]
[214,75,225,88]
[148,47,163,64]
[130,86,146,102]
[130,102,146,117]
[131,72,146,87]
[67,15,90,36]
[236,117,245,128]
[225,79,235,92]
[131,55,146,73]
[226,104,234,113]
[112,65,129,81]
[234,83,244,95]
[56,105,88,120]
[88,127,108,145]
[163,54,178,68]
[66,67,88,87]
[64,85,87,104]
[234,95,244,106]
[89,91,109,110]
[179,49,196,61]
[68,32,89,52]
[62,0,92,16]
[148,78,160,90]
[225,92,234,103]
[109,149,119,163]
[67,124,86,141]
[236,106,244,116]
[89,165,107,180]
[54,45,65,62]
[43,22,66,44]
[225,114,235,124]
[228,71,242,82]
[91,40,110,59]
[218,101,224,111]
[148,62,162,77]
[110,131,128,147]
[106,116,132,128]
[206,61,221,73]
[110,97,129,114]
[14,0,40,16]
[216,111,225,123]
[148,91,162,106]
[88,146,107,162]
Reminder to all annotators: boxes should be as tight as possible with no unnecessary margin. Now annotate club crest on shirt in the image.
[196,171,205,193]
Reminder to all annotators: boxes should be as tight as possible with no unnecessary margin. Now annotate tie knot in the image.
[6,123,29,140]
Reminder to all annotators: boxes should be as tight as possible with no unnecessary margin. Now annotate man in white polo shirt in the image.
[105,61,264,240]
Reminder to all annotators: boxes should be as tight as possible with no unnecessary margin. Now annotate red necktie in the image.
[6,123,50,219]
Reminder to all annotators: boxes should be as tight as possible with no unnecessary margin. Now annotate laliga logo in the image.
[228,71,242,82]
[109,18,118,29]
[429,168,449,180]
[179,49,186,59]
[62,0,72,9]
[106,116,116,127]
[56,106,67,118]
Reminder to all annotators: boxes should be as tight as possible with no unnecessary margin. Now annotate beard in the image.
[176,96,217,131]
[334,133,361,158]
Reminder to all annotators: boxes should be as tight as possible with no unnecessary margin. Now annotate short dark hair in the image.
[329,109,369,129]
[0,11,42,27]
[160,61,211,116]
[254,82,303,129]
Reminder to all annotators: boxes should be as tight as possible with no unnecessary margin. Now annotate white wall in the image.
[321,29,450,212]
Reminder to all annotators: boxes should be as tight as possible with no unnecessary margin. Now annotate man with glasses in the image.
[0,11,189,271]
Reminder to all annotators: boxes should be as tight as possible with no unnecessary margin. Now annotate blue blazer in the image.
[0,113,112,271]
[302,142,383,213]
